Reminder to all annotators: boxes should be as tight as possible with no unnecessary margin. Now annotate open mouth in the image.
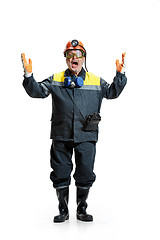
[72,61,78,67]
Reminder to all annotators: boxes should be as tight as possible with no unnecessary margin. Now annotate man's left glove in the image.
[21,53,32,77]
[116,52,126,74]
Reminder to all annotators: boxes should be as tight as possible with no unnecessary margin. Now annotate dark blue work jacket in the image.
[23,68,127,142]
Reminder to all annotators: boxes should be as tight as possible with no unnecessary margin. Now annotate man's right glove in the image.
[21,53,32,77]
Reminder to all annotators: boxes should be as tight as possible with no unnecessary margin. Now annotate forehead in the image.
[67,49,82,53]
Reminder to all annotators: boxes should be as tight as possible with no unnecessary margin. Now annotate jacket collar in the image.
[64,68,86,80]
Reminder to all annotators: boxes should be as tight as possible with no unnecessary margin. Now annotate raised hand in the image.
[21,53,32,77]
[116,52,126,74]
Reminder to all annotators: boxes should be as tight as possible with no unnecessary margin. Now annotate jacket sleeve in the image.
[22,74,53,98]
[101,71,127,99]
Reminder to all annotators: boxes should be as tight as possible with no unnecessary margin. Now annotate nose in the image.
[72,53,78,59]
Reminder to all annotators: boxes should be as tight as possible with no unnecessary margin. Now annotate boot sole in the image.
[77,214,93,222]
[54,215,69,223]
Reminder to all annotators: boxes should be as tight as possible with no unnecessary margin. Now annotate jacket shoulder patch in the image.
[84,72,100,86]
[53,71,65,82]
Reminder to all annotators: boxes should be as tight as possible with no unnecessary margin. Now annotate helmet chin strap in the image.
[84,58,88,72]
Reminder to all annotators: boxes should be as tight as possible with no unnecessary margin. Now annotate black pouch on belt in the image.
[83,112,101,131]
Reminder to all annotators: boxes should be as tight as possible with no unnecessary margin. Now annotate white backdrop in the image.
[0,0,160,239]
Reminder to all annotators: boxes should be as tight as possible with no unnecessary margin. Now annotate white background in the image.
[0,0,160,239]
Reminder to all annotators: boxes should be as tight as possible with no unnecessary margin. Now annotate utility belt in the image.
[83,112,101,131]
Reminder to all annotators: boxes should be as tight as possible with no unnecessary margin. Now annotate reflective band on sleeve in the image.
[51,81,64,87]
[40,83,50,95]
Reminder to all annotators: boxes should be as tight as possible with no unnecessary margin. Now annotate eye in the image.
[66,52,74,59]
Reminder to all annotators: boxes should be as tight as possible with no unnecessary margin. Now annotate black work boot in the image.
[76,187,93,222]
[54,187,69,223]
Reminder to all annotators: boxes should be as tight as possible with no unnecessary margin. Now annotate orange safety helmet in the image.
[64,40,86,57]
[64,39,88,71]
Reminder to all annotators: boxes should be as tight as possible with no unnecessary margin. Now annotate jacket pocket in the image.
[51,116,67,136]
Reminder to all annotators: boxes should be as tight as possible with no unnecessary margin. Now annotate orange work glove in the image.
[116,52,126,74]
[21,53,32,77]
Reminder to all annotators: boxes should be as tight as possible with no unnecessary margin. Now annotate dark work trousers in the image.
[50,141,96,189]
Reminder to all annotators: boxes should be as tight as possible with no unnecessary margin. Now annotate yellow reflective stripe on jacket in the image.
[84,72,100,86]
[53,71,65,82]
[53,71,100,88]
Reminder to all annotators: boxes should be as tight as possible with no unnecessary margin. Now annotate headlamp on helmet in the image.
[71,40,79,47]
